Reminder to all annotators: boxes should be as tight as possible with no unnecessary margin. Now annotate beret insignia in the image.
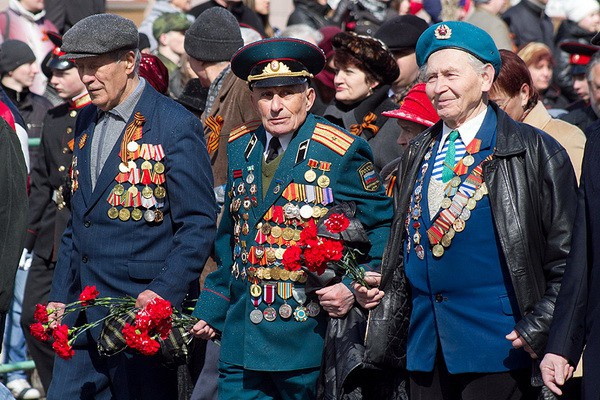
[358,162,380,192]
[312,123,354,156]
[434,24,452,40]
[229,120,261,143]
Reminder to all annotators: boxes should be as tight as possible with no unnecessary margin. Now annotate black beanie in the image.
[0,40,36,74]
[184,7,243,62]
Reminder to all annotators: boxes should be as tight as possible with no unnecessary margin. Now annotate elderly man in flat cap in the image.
[356,21,578,399]
[44,13,217,400]
[189,37,392,399]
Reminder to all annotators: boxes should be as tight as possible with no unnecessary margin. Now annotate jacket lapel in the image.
[77,116,97,207]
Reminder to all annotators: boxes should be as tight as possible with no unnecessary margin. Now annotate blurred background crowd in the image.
[0,0,599,399]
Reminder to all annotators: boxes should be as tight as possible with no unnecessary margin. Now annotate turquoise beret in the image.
[415,21,501,77]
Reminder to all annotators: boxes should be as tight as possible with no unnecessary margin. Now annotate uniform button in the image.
[70,110,77,117]
[58,165,66,172]
[62,147,69,154]
[84,220,91,228]
[82,256,88,263]
[435,293,444,303]
[66,127,73,134]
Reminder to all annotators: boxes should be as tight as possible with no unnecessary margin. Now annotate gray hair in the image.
[112,48,141,74]
[587,52,600,83]
[278,24,323,46]
[420,51,488,77]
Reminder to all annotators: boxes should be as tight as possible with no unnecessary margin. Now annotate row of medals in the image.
[407,145,487,259]
[107,141,167,222]
[227,161,333,324]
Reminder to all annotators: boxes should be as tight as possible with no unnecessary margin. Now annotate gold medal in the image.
[107,207,119,219]
[270,267,281,280]
[141,186,153,199]
[128,186,139,196]
[441,234,452,247]
[441,197,452,209]
[446,227,456,239]
[466,197,477,210]
[263,269,272,280]
[261,222,272,235]
[154,185,166,199]
[297,273,307,283]
[289,270,299,282]
[250,284,262,297]
[304,169,317,183]
[279,268,290,280]
[270,226,283,238]
[266,248,277,263]
[480,182,488,195]
[292,229,301,242]
[274,248,285,260]
[453,218,465,232]
[118,208,131,221]
[154,162,165,174]
[311,206,321,219]
[113,184,125,196]
[463,155,475,167]
[282,227,295,241]
[320,207,328,217]
[450,176,461,188]
[317,175,330,188]
[432,244,444,257]
[131,208,143,221]
[473,189,483,201]
[141,160,152,170]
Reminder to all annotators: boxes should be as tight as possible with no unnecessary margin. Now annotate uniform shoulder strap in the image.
[312,122,355,156]
[229,120,261,143]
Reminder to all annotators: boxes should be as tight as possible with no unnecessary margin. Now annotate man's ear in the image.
[481,64,496,92]
[305,87,316,111]
[124,51,137,75]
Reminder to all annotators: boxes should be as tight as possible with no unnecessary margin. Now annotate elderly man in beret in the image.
[190,37,392,399]
[44,13,217,400]
[356,21,578,399]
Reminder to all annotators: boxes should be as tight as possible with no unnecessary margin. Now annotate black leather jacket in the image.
[364,104,578,369]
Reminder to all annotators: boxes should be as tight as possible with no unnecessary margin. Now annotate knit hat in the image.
[0,40,36,74]
[184,7,243,62]
[61,14,139,59]
[152,12,191,40]
[382,83,440,127]
[564,0,599,23]
[374,15,429,53]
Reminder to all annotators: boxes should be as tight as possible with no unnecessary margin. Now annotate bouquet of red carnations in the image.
[282,202,372,292]
[30,286,196,363]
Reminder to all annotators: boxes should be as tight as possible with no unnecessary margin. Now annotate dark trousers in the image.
[20,255,55,392]
[409,352,540,400]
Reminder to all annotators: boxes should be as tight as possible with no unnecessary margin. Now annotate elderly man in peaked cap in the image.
[356,21,578,399]
[45,13,217,400]
[189,37,393,400]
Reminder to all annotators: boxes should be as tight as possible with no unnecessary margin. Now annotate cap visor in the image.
[571,65,587,76]
[251,76,308,88]
[47,58,74,70]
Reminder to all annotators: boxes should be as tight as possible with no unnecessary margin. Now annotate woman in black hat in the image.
[323,31,402,172]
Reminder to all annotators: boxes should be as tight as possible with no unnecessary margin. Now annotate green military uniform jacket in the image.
[193,114,392,371]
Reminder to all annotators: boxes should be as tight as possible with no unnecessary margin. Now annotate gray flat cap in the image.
[61,14,139,60]
[184,7,243,62]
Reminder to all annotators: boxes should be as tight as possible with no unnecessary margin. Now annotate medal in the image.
[118,208,130,221]
[271,226,283,238]
[113,184,125,196]
[294,306,308,322]
[311,206,321,219]
[154,209,164,222]
[317,161,331,188]
[279,303,293,319]
[108,207,119,219]
[299,204,313,220]
[453,218,465,232]
[144,209,156,222]
[153,162,165,174]
[441,197,452,209]
[305,159,319,183]
[463,154,474,167]
[415,244,425,260]
[274,248,285,260]
[119,162,129,173]
[154,186,166,199]
[127,141,139,152]
[131,208,143,221]
[246,166,255,184]
[250,308,263,324]
[306,301,321,317]
[277,282,293,318]
[432,244,444,257]
[250,283,262,297]
[263,307,277,322]
[141,186,153,199]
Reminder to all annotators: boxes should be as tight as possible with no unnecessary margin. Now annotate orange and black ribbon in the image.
[350,112,379,137]
[205,115,224,154]
[119,112,145,164]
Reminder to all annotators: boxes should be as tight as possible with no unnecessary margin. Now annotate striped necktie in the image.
[431,130,465,183]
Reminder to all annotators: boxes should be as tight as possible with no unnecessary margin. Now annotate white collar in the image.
[264,132,294,159]
[440,106,489,148]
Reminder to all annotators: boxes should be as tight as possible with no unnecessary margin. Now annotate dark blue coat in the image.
[50,83,217,333]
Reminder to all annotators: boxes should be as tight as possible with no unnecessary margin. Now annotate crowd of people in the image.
[0,0,600,399]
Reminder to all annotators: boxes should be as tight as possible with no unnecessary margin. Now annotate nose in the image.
[31,63,39,75]
[270,94,283,113]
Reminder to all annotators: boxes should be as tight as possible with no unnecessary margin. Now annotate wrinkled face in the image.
[397,119,426,148]
[170,0,191,11]
[75,51,135,111]
[588,64,600,116]
[333,61,378,104]
[188,57,210,86]
[393,51,419,89]
[254,0,270,15]
[19,0,44,13]
[578,12,600,33]
[9,61,38,88]
[425,49,494,128]
[528,59,553,91]
[573,74,590,102]
[50,67,86,99]
[489,87,527,121]
[161,30,186,55]
[251,84,315,137]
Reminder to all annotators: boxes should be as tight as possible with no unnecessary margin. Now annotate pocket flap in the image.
[127,260,165,280]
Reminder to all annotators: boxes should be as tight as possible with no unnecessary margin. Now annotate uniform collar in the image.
[440,106,488,148]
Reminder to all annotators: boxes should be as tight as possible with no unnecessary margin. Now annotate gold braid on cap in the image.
[247,60,313,83]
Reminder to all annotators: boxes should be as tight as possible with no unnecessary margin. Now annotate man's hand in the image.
[47,302,65,329]
[190,320,216,340]
[505,330,537,359]
[353,272,384,309]
[135,290,161,308]
[540,353,574,396]
[315,283,354,318]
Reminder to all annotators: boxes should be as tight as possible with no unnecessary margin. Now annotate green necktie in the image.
[442,130,460,183]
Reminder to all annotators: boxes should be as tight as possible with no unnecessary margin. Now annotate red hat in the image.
[139,53,169,95]
[382,83,439,127]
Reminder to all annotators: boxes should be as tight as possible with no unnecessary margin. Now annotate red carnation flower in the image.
[324,213,350,234]
[299,220,319,247]
[79,285,99,305]
[52,339,74,360]
[144,298,172,322]
[29,322,50,342]
[52,324,70,342]
[322,238,344,262]
[34,303,49,323]
[282,245,303,271]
